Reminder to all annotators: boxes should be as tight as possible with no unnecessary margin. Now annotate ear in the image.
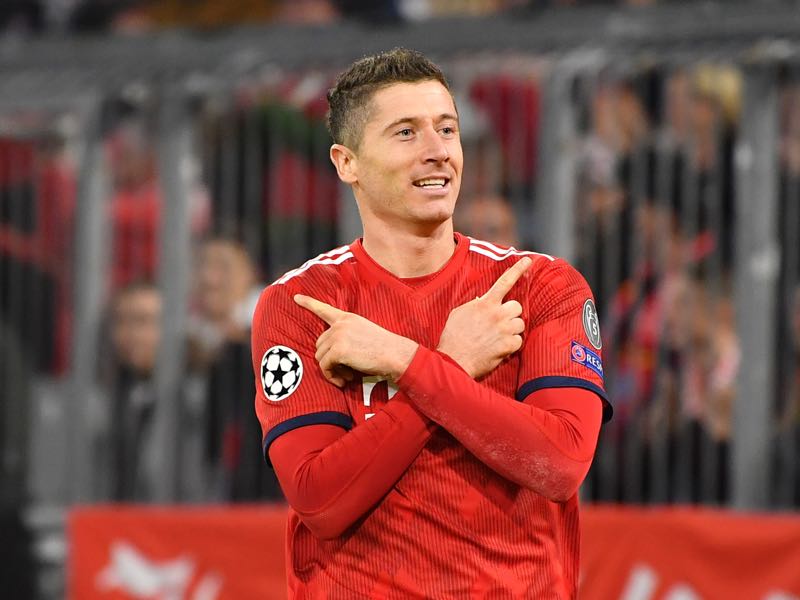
[330,144,358,185]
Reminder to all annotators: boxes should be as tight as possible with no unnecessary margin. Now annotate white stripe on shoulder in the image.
[468,237,555,262]
[274,246,354,285]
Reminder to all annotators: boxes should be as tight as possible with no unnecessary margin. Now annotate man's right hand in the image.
[437,257,531,379]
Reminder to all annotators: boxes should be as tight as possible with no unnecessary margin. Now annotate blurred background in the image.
[1,0,800,598]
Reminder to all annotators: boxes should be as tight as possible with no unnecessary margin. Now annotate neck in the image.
[361,221,456,278]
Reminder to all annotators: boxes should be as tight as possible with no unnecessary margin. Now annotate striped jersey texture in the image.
[252,233,609,599]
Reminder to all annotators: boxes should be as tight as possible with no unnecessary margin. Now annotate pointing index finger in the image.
[294,294,344,325]
[482,257,532,302]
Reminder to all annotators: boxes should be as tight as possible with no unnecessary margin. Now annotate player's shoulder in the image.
[464,235,589,293]
[252,245,355,316]
[465,236,562,274]
[271,244,354,291]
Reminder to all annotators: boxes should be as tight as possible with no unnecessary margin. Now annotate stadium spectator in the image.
[601,67,714,430]
[257,96,340,275]
[203,88,339,276]
[68,0,396,32]
[693,283,738,446]
[455,194,520,247]
[585,65,741,503]
[576,73,651,313]
[68,0,387,31]
[776,284,800,505]
[629,266,735,505]
[0,320,30,509]
[91,281,160,500]
[677,272,737,503]
[106,119,210,290]
[780,82,800,178]
[593,198,689,502]
[469,73,541,200]
[454,91,505,201]
[189,236,283,501]
[96,281,163,500]
[118,0,281,30]
[0,320,36,598]
[649,65,741,504]
[670,65,741,272]
[777,84,800,506]
[278,0,341,24]
[603,202,686,427]
[95,281,209,501]
[190,237,262,358]
[0,135,76,374]
[0,511,35,599]
[791,285,800,418]
[0,1,44,33]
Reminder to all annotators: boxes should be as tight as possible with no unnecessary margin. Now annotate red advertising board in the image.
[68,505,287,600]
[580,506,800,600]
[69,505,800,599]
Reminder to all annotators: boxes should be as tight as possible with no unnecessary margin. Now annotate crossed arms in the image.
[268,258,603,539]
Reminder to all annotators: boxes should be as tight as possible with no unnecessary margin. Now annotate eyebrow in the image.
[381,113,459,135]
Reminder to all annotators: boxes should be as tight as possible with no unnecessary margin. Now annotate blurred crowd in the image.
[1,6,800,594]
[1,51,800,524]
[0,114,283,505]
[430,59,800,508]
[0,0,721,35]
[573,65,741,503]
[574,64,800,506]
[92,235,279,503]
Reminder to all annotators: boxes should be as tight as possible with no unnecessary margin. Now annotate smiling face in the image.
[331,80,463,236]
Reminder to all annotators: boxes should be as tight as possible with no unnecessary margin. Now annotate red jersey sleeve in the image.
[251,282,352,458]
[518,259,613,422]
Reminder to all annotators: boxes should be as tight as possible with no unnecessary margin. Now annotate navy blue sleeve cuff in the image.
[516,376,613,423]
[262,411,353,464]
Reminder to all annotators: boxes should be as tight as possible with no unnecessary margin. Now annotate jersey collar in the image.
[350,232,469,296]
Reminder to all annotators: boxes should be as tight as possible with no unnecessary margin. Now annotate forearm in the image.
[397,346,602,501]
[269,392,435,539]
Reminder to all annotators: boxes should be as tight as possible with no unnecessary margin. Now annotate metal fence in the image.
[2,5,800,585]
[5,4,800,597]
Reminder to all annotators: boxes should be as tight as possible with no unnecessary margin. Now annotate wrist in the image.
[435,346,474,378]
[435,350,473,376]
[388,338,420,382]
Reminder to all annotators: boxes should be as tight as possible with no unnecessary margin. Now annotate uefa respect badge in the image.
[570,340,603,379]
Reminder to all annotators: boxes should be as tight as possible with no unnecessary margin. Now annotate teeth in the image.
[414,178,446,187]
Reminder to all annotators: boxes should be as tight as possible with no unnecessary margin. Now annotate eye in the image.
[440,125,457,136]
[397,128,413,138]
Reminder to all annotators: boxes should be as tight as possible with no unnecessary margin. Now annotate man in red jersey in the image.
[251,48,612,599]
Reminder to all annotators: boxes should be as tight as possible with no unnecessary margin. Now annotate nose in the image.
[421,127,449,163]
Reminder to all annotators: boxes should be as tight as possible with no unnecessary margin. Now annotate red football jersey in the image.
[252,233,611,599]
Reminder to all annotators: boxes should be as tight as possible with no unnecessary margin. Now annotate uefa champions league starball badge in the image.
[261,345,303,401]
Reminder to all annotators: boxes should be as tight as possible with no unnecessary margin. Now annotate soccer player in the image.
[251,48,612,598]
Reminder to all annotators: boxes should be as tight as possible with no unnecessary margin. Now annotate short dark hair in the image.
[326,47,451,150]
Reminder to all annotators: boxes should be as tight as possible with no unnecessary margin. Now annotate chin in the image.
[414,201,453,219]
[411,212,454,231]
[427,197,457,216]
